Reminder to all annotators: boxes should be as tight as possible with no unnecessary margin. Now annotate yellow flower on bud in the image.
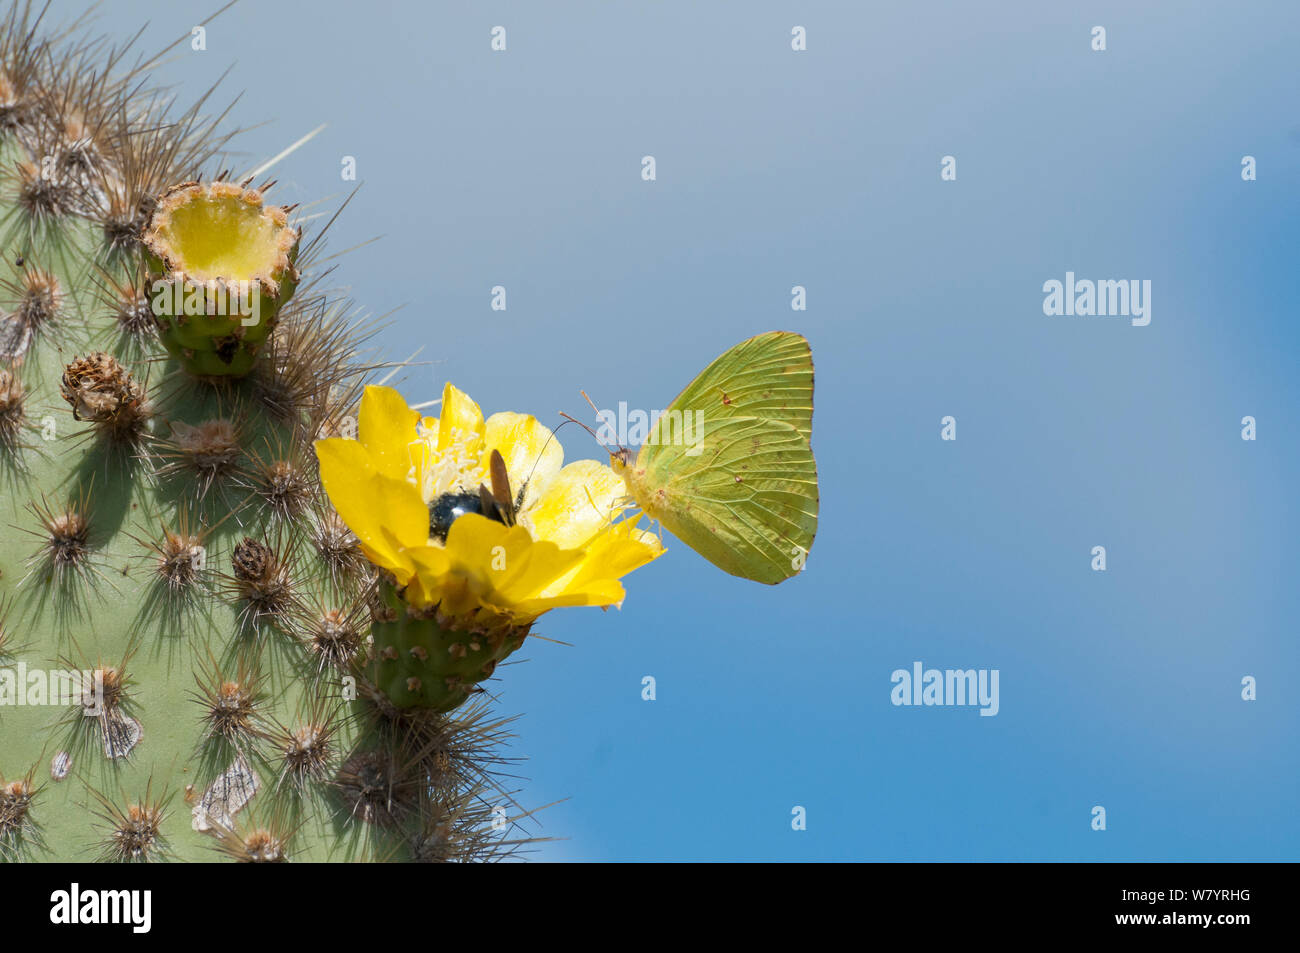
[314,384,663,627]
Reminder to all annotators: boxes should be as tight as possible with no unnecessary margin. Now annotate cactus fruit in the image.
[0,2,551,862]
[143,179,301,378]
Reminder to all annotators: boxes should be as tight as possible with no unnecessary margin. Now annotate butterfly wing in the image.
[656,329,813,441]
[636,331,818,584]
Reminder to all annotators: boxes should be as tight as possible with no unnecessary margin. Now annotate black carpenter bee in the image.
[427,449,526,542]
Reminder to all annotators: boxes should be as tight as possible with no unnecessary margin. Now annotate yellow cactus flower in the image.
[314,383,664,628]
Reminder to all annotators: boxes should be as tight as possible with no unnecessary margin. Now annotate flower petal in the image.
[316,437,428,574]
[401,544,453,608]
[358,385,421,481]
[437,382,484,453]
[441,515,576,601]
[539,517,665,600]
[483,411,563,508]
[525,459,627,549]
[511,579,628,617]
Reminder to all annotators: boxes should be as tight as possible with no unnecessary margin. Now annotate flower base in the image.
[369,579,530,712]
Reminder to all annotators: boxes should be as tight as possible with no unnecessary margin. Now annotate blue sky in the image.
[74,0,1300,860]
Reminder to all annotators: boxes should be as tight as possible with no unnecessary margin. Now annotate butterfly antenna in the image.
[558,412,602,444]
[576,390,632,456]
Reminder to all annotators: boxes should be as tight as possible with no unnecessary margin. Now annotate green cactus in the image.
[0,2,540,862]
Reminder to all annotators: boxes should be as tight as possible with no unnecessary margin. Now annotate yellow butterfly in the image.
[610,331,818,584]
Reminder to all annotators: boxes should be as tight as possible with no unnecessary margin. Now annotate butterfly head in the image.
[609,446,635,476]
[560,401,636,476]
